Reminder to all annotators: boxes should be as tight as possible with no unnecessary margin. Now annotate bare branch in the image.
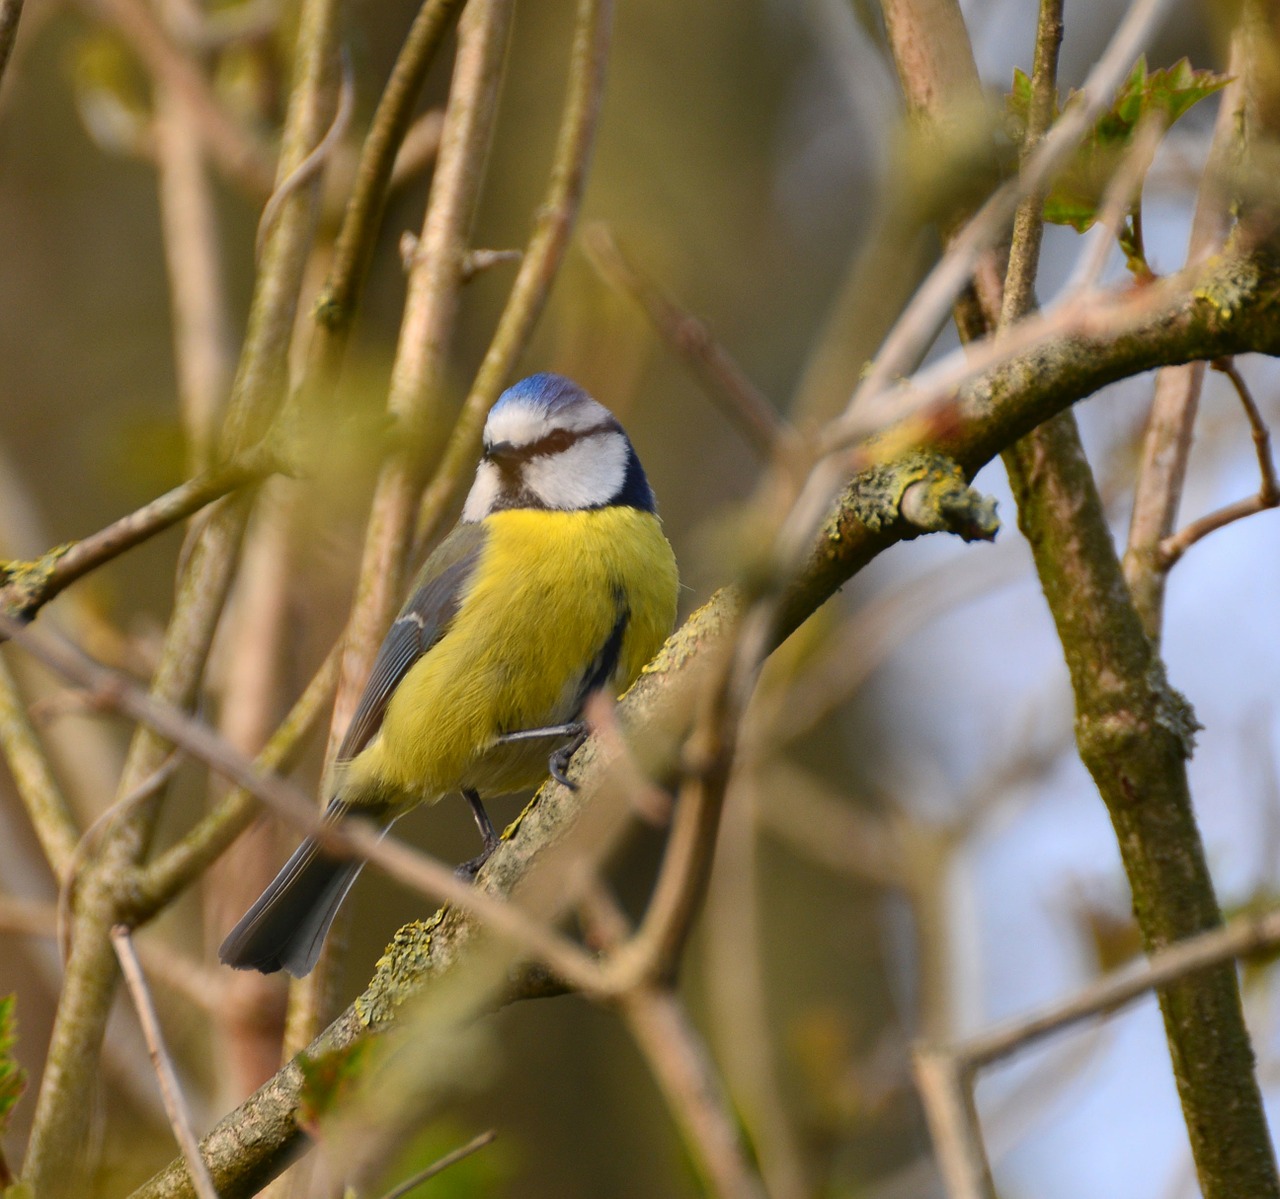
[307,0,466,356]
[0,612,607,993]
[129,235,1280,1197]
[112,925,220,1199]
[377,1131,497,1199]
[1159,359,1280,565]
[0,650,80,879]
[294,0,518,1059]
[581,884,768,1199]
[131,642,340,918]
[413,0,615,548]
[0,443,280,621]
[1122,27,1247,638]
[254,51,355,262]
[583,223,789,458]
[840,0,1177,438]
[911,1046,997,1199]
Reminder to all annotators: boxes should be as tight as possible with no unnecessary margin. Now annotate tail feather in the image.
[218,834,363,978]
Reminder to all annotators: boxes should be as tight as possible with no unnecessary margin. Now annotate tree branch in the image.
[1158,358,1279,565]
[0,650,79,879]
[583,223,788,458]
[1122,26,1247,639]
[0,443,280,621]
[21,0,346,1173]
[293,0,516,1059]
[128,237,1280,1199]
[881,2,1280,1195]
[412,0,614,547]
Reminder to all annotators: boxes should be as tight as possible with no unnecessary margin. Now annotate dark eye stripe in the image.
[487,420,617,464]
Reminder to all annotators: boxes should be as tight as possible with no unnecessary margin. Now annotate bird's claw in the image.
[548,726,589,790]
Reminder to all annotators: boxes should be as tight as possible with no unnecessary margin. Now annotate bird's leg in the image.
[495,721,588,790]
[456,789,500,880]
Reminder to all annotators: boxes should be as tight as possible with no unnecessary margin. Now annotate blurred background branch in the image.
[2,1,1280,1197]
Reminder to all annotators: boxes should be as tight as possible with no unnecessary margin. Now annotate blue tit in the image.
[219,373,680,976]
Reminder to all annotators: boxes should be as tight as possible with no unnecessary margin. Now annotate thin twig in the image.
[599,643,739,994]
[24,0,347,1172]
[294,0,519,1066]
[413,0,615,549]
[57,753,184,963]
[308,0,466,352]
[0,650,80,878]
[133,943,229,1014]
[1218,358,1279,501]
[83,0,275,197]
[840,0,1174,434]
[911,1047,997,1199]
[125,230,1280,1196]
[1121,28,1246,638]
[1159,360,1279,565]
[583,223,789,458]
[580,884,768,1199]
[377,1130,496,1199]
[112,926,219,1199]
[702,754,810,1199]
[999,26,1058,318]
[207,483,295,1098]
[255,49,355,262]
[0,442,280,620]
[328,0,514,757]
[131,640,340,917]
[960,904,1280,1069]
[154,85,233,468]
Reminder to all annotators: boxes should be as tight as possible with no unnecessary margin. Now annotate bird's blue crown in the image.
[492,372,592,418]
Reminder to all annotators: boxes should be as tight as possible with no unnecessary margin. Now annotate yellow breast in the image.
[359,506,678,801]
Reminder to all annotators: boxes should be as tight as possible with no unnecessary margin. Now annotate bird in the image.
[218,372,680,976]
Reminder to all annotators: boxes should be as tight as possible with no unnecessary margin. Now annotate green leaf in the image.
[1006,57,1231,238]
[0,997,26,1136]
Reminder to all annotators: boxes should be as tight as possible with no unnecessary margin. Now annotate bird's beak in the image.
[484,441,522,469]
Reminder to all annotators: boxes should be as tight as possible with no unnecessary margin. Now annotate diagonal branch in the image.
[127,237,1280,1199]
[583,223,788,458]
[0,443,281,621]
[112,926,219,1199]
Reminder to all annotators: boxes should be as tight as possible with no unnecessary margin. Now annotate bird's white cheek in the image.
[524,434,627,509]
[462,462,502,522]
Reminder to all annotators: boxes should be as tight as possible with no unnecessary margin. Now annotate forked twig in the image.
[1159,360,1279,566]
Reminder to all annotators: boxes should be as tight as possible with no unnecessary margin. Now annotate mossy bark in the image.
[1005,411,1279,1199]
[131,245,1280,1199]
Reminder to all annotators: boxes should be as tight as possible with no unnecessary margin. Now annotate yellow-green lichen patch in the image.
[356,914,446,1027]
[1194,255,1262,325]
[0,544,74,612]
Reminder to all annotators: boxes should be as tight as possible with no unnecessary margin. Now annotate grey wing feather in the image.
[336,523,487,763]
